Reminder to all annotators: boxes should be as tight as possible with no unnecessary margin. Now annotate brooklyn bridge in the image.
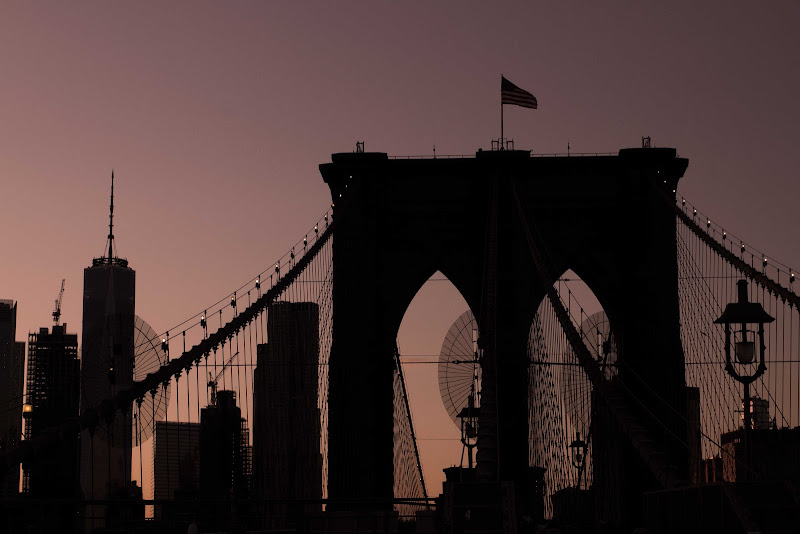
[2,142,800,533]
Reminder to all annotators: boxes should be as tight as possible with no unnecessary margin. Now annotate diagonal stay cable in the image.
[510,179,687,489]
[393,348,429,504]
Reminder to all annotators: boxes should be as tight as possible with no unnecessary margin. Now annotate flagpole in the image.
[500,76,537,150]
[501,102,504,150]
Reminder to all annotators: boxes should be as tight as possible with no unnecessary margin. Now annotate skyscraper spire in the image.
[107,170,115,261]
[92,169,128,268]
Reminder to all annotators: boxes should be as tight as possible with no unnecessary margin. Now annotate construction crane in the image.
[207,350,240,406]
[52,279,65,326]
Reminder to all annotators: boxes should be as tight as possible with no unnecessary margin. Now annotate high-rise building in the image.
[0,299,25,498]
[22,324,80,497]
[253,301,322,521]
[200,390,250,497]
[153,421,200,519]
[199,390,251,530]
[79,173,137,528]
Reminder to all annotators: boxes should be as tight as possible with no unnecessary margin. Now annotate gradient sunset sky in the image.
[2,2,799,493]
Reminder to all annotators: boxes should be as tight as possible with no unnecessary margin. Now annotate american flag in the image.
[501,76,537,109]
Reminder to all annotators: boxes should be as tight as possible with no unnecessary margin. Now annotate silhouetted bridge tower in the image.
[322,147,690,526]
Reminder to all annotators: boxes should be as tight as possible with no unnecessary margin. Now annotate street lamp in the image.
[714,279,774,480]
[569,431,588,489]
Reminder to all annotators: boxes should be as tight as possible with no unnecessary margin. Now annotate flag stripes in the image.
[501,76,537,109]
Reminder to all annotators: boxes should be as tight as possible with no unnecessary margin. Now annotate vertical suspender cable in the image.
[137,399,143,495]
[184,332,190,425]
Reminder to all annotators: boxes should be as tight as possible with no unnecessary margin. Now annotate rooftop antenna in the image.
[107,170,115,260]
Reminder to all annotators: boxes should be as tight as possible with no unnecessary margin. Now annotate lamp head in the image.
[714,280,774,327]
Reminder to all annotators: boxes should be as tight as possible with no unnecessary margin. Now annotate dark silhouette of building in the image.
[647,427,800,530]
[200,390,250,496]
[253,302,322,525]
[19,323,81,533]
[199,390,251,529]
[22,324,80,497]
[153,421,200,519]
[0,299,25,498]
[320,147,689,529]
[79,173,137,528]
[720,426,800,483]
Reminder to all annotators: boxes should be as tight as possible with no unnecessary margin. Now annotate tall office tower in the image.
[253,301,322,522]
[153,421,200,519]
[79,173,136,528]
[23,324,80,496]
[0,300,25,498]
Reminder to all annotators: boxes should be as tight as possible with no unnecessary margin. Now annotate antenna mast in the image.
[108,170,115,260]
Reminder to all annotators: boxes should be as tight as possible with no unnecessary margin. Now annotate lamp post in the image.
[714,279,774,481]
[569,431,588,489]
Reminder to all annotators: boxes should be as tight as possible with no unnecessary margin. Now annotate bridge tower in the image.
[321,146,690,527]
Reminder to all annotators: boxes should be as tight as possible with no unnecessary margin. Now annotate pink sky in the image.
[2,2,799,495]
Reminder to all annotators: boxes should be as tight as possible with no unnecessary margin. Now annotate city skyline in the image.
[2,1,800,509]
